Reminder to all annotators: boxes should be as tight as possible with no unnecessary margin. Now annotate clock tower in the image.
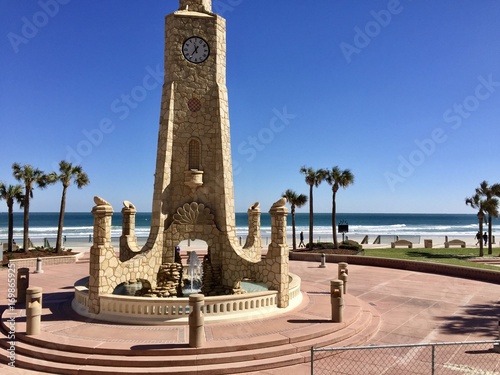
[152,0,239,266]
[86,0,291,312]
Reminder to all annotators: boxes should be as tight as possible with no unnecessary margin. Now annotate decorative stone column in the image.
[189,294,206,348]
[26,287,42,335]
[89,197,115,314]
[338,262,348,279]
[267,199,289,308]
[331,280,344,323]
[243,202,262,260]
[120,201,139,262]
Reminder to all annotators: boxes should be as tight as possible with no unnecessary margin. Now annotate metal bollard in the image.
[189,294,206,348]
[339,270,348,294]
[330,280,344,323]
[338,262,348,279]
[17,268,30,303]
[35,257,44,274]
[319,253,326,268]
[26,287,43,335]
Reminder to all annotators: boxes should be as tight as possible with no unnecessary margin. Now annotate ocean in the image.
[0,212,498,244]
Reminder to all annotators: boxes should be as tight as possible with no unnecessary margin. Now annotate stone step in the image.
[0,347,306,375]
[4,310,376,370]
[2,293,364,356]
[0,295,380,374]
[1,320,379,375]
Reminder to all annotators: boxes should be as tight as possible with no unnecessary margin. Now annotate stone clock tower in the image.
[152,0,239,265]
[85,0,291,313]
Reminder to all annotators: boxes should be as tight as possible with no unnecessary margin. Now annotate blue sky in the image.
[1,0,500,214]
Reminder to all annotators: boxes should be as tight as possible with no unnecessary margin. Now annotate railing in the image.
[311,340,500,374]
[73,273,302,324]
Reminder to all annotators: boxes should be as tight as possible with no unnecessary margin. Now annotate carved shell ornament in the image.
[94,196,111,206]
[250,202,260,210]
[173,202,214,225]
[123,200,136,209]
[271,197,287,208]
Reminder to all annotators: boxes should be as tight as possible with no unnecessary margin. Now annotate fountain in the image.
[185,251,202,294]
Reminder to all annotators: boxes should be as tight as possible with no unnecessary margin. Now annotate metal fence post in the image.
[431,344,435,375]
[494,321,500,353]
[310,347,314,375]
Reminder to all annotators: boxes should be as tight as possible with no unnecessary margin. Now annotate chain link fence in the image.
[312,340,500,374]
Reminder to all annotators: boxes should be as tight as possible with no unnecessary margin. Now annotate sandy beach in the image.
[56,233,498,255]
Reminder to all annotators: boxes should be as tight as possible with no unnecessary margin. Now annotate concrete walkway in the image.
[1,254,500,374]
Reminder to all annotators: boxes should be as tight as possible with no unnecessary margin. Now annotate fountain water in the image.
[187,251,202,293]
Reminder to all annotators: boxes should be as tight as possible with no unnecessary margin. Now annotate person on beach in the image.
[483,232,488,246]
[475,231,481,245]
[298,232,305,248]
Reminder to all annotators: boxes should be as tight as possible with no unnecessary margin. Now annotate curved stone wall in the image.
[289,252,500,284]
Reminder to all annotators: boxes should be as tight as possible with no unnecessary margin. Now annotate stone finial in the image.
[271,197,287,209]
[180,0,212,12]
[94,196,111,206]
[250,202,260,210]
[123,200,136,209]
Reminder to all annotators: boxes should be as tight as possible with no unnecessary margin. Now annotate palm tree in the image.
[54,161,90,254]
[474,181,500,255]
[0,183,24,252]
[12,163,55,251]
[324,166,355,248]
[282,189,307,250]
[465,193,498,257]
[299,167,326,249]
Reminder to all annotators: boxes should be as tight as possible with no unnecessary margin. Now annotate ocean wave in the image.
[1,224,498,240]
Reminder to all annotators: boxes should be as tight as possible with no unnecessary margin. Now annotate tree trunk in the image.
[56,186,67,254]
[291,205,296,250]
[478,215,484,257]
[332,189,338,249]
[309,184,313,249]
[487,214,493,255]
[8,202,14,253]
[23,187,30,251]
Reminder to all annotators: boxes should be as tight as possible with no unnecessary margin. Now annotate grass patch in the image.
[363,247,500,271]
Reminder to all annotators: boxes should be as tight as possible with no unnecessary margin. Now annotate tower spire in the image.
[179,0,212,12]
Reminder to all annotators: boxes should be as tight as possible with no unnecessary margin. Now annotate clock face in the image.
[182,36,210,64]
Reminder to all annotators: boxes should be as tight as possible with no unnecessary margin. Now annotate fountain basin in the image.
[241,280,268,293]
[72,273,302,325]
